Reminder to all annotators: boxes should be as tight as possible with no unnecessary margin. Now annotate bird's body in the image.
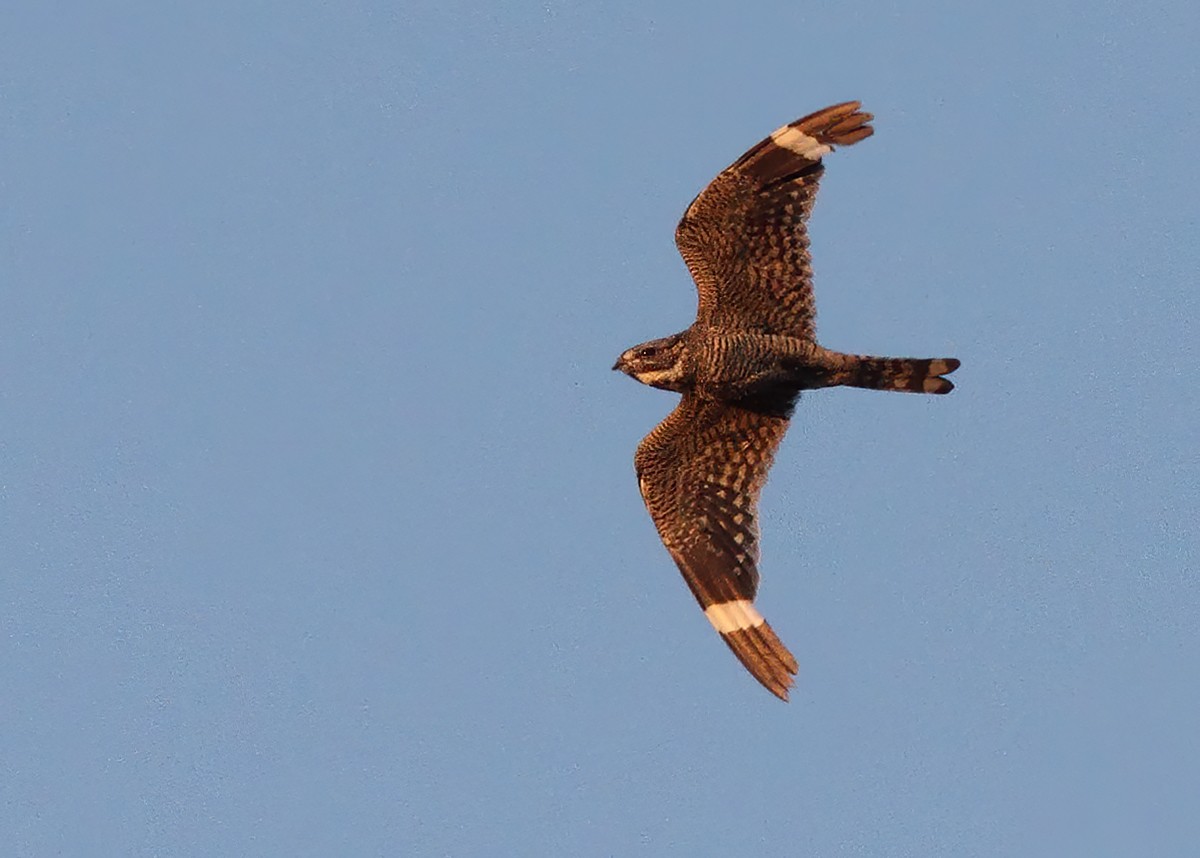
[614,102,960,700]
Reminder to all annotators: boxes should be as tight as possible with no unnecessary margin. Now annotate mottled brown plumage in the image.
[614,102,960,700]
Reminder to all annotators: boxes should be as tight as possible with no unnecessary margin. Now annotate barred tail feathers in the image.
[841,356,961,394]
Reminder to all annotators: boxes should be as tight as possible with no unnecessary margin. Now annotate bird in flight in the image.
[613,102,959,701]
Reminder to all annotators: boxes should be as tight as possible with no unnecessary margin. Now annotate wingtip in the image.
[793,101,875,147]
[733,102,875,189]
[719,619,799,702]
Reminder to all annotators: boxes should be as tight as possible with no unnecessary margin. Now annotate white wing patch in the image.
[770,126,832,160]
[703,599,765,634]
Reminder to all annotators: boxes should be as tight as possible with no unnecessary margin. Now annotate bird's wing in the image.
[675,102,873,339]
[634,393,799,700]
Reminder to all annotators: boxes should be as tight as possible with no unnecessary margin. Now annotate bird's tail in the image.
[835,355,961,394]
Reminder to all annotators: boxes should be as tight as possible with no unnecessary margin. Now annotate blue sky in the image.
[3,2,1198,855]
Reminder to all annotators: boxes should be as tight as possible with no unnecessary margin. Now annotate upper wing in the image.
[675,102,873,340]
[634,393,799,700]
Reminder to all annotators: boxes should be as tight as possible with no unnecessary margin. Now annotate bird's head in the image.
[613,333,689,391]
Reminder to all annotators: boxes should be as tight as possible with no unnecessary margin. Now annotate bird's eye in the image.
[637,346,658,359]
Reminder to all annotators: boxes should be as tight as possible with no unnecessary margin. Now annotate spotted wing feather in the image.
[675,101,873,339]
[634,394,800,700]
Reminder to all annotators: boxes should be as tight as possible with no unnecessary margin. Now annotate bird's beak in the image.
[612,354,627,372]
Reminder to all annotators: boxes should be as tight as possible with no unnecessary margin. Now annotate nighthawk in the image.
[613,102,959,701]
